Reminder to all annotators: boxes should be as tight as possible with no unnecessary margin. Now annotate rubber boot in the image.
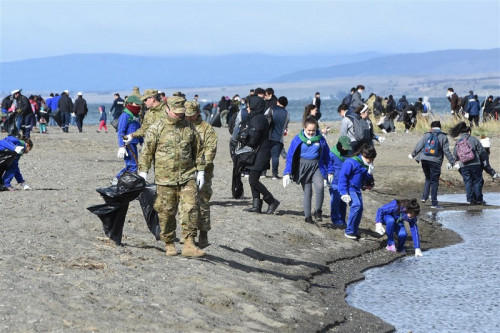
[264,195,280,215]
[181,236,206,258]
[245,198,263,213]
[165,241,178,257]
[198,231,209,249]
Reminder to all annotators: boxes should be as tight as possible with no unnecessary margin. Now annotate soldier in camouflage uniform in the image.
[185,101,218,249]
[138,96,206,258]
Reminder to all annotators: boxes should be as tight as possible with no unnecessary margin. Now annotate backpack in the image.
[456,135,475,164]
[396,100,405,111]
[347,115,371,142]
[342,93,353,107]
[423,103,428,113]
[423,131,440,156]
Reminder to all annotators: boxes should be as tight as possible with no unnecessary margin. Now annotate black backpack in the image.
[347,115,371,142]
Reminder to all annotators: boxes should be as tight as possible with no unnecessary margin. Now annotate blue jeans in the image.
[269,141,283,175]
[21,113,34,138]
[61,112,71,132]
[421,159,441,206]
[383,215,407,251]
[461,164,483,203]
[345,190,363,236]
[329,185,346,226]
[116,144,138,178]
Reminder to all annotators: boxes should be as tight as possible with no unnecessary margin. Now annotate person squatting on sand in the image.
[0,135,33,191]
[282,116,332,224]
[374,199,423,257]
[449,121,487,205]
[185,101,218,249]
[328,135,352,228]
[409,120,457,209]
[338,144,376,239]
[138,96,206,258]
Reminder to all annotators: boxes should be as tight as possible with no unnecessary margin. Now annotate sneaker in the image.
[304,216,315,224]
[473,200,486,205]
[381,129,388,134]
[493,173,499,179]
[421,199,427,203]
[260,172,267,179]
[272,174,281,180]
[6,186,16,191]
[313,210,323,222]
[344,233,357,239]
[430,205,443,209]
[331,222,345,229]
[96,130,100,133]
[386,244,396,252]
[397,248,406,253]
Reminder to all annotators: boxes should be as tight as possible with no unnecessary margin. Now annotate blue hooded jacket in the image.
[466,97,480,117]
[337,155,374,195]
[375,200,420,249]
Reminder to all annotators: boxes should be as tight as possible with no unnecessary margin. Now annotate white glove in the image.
[415,248,423,258]
[367,164,374,175]
[377,136,386,143]
[453,162,460,170]
[327,174,333,184]
[138,172,147,181]
[15,146,24,154]
[446,163,452,170]
[283,174,291,188]
[123,134,133,145]
[408,154,414,160]
[71,113,75,117]
[196,171,205,190]
[22,182,31,190]
[341,194,351,203]
[117,147,128,158]
[375,223,385,236]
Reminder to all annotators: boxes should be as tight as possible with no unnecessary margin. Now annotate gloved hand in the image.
[375,223,385,236]
[377,136,386,143]
[415,248,423,258]
[138,172,147,181]
[446,163,452,170]
[453,162,460,170]
[123,134,133,145]
[327,174,333,184]
[21,182,31,190]
[14,146,24,154]
[283,174,290,188]
[408,154,414,160]
[196,171,205,190]
[367,164,374,175]
[341,194,351,203]
[71,113,75,117]
[117,147,128,158]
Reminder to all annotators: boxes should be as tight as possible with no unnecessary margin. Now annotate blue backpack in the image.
[423,131,440,156]
[423,103,428,113]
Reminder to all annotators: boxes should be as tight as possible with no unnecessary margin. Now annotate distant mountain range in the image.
[0,49,498,94]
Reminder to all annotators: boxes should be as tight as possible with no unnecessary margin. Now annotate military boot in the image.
[198,231,209,249]
[165,241,178,257]
[244,198,263,213]
[182,236,206,258]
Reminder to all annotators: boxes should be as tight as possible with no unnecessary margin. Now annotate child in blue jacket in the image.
[375,199,422,257]
[283,116,332,223]
[0,136,33,191]
[338,144,376,239]
[112,96,144,185]
[328,136,352,227]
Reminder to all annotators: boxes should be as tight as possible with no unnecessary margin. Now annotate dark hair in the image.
[315,92,320,95]
[353,143,377,159]
[449,121,471,138]
[160,92,166,97]
[336,141,350,156]
[278,96,288,107]
[265,88,274,95]
[114,93,120,97]
[23,137,33,149]
[350,87,356,93]
[356,85,365,90]
[337,104,348,113]
[302,104,318,124]
[254,87,265,95]
[430,120,441,128]
[50,93,54,97]
[303,115,318,128]
[447,87,454,92]
[418,97,423,102]
[398,199,421,216]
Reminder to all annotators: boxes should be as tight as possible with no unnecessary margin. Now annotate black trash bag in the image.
[49,110,63,128]
[87,203,129,245]
[232,157,244,199]
[137,184,161,240]
[88,171,146,245]
[3,112,20,137]
[210,110,222,128]
[0,148,17,175]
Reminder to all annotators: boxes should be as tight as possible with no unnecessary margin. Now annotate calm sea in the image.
[346,192,500,333]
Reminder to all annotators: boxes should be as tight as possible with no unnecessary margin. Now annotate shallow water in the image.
[346,193,500,333]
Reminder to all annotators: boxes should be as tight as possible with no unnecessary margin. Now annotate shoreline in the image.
[1,122,499,332]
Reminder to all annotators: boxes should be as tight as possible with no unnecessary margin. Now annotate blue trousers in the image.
[61,112,71,132]
[329,185,346,226]
[116,144,138,178]
[383,215,407,251]
[269,141,283,175]
[345,190,363,235]
[461,164,483,203]
[421,159,441,206]
[3,157,24,187]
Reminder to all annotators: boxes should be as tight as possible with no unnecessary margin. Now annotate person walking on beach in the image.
[349,85,365,112]
[447,88,461,117]
[465,94,480,127]
[450,121,487,205]
[185,101,218,249]
[328,136,352,228]
[312,92,321,114]
[110,93,125,121]
[58,90,73,133]
[338,144,376,239]
[479,136,499,179]
[409,120,457,209]
[73,92,88,133]
[269,96,289,179]
[97,105,107,133]
[283,116,332,224]
[11,89,32,138]
[374,199,423,257]
[138,96,206,258]
[0,136,33,191]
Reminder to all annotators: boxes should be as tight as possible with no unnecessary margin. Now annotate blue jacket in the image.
[48,95,61,112]
[0,136,24,152]
[375,200,420,249]
[99,106,107,122]
[328,149,348,187]
[283,130,332,180]
[466,98,480,116]
[338,155,374,195]
[117,111,143,147]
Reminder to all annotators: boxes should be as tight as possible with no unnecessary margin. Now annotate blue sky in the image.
[1,0,499,62]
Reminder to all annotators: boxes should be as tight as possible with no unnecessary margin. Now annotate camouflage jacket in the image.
[139,117,205,185]
[192,116,218,164]
[132,101,167,138]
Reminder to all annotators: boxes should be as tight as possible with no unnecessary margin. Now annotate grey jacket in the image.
[453,134,485,167]
[411,129,455,165]
[350,91,364,111]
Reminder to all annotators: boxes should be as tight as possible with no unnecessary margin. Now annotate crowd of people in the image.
[1,85,499,259]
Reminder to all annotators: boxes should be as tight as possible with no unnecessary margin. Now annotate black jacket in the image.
[1,96,13,111]
[58,94,73,112]
[15,94,31,116]
[245,96,271,172]
[73,96,88,116]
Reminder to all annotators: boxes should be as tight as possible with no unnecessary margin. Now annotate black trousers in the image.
[248,170,273,203]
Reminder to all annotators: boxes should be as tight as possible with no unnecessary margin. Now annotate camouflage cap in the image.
[141,89,158,101]
[125,95,143,105]
[185,101,200,116]
[167,96,186,114]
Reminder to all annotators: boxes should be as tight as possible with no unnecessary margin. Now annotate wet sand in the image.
[1,122,498,332]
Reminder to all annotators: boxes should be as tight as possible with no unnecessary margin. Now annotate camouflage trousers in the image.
[154,180,198,243]
[198,166,214,232]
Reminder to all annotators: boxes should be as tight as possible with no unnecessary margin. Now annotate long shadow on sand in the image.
[210,200,250,207]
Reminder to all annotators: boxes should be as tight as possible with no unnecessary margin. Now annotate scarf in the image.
[126,104,141,115]
[352,155,369,170]
[330,145,346,162]
[298,130,322,146]
[123,109,140,124]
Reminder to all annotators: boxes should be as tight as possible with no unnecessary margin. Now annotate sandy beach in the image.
[1,121,498,332]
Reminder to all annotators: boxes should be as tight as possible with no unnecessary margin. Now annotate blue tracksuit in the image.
[116,110,143,178]
[328,148,348,226]
[0,136,26,187]
[376,200,420,251]
[338,155,374,236]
